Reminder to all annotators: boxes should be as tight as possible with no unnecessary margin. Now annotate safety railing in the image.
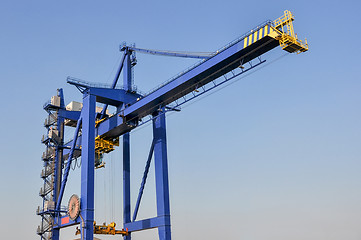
[39,184,54,197]
[42,147,55,160]
[41,164,55,178]
[67,76,146,96]
[273,10,294,29]
[44,113,57,127]
[36,204,67,215]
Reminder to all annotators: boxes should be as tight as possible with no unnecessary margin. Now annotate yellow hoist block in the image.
[94,136,119,169]
[273,10,308,53]
[75,222,128,236]
[95,136,119,154]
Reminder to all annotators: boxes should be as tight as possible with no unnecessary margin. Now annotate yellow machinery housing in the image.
[94,136,119,169]
[76,222,128,236]
[95,136,119,154]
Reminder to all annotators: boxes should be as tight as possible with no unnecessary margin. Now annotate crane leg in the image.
[153,110,172,240]
[123,132,131,240]
[52,229,59,240]
[80,93,96,240]
[123,47,132,240]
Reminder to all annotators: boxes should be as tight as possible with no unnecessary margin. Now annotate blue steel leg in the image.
[53,146,60,240]
[123,49,132,90]
[80,93,96,240]
[52,89,65,240]
[123,132,131,240]
[123,47,132,240]
[152,110,171,240]
[52,229,59,240]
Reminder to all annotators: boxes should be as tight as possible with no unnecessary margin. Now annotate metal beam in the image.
[123,50,132,240]
[89,87,141,106]
[123,133,131,240]
[133,139,155,222]
[56,117,82,210]
[152,110,171,240]
[80,93,96,240]
[124,216,171,232]
[125,45,212,59]
[52,88,65,240]
[54,216,79,228]
[58,109,81,121]
[96,34,278,139]
[123,36,278,121]
[100,51,128,118]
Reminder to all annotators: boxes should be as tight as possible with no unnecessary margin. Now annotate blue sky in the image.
[0,0,361,239]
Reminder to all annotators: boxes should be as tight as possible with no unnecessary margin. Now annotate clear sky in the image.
[0,0,360,240]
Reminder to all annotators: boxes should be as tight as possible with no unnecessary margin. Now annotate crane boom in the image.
[62,10,308,148]
[97,12,307,139]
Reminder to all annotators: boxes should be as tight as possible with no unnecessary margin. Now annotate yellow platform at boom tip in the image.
[243,10,308,54]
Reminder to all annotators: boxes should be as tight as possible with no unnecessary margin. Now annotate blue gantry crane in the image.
[37,10,308,240]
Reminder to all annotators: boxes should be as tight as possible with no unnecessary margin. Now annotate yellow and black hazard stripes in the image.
[243,25,276,48]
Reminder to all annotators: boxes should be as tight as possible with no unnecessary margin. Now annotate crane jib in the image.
[98,36,279,139]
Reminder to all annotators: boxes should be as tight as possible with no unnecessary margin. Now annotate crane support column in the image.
[123,49,132,240]
[123,133,131,240]
[52,89,65,240]
[80,93,96,240]
[153,110,171,240]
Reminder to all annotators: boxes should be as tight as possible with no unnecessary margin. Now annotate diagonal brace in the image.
[100,51,128,118]
[56,117,82,210]
[132,138,156,221]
